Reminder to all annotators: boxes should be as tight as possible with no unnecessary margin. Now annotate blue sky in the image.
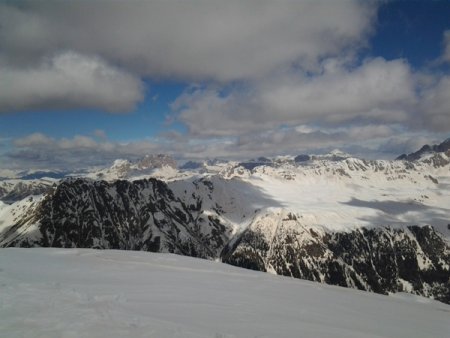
[0,1,449,169]
[0,80,186,142]
[371,1,450,68]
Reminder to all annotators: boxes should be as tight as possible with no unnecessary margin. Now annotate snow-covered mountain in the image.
[0,178,232,259]
[1,248,449,338]
[397,137,450,161]
[1,141,450,303]
[85,154,179,181]
[0,178,56,203]
[222,210,449,302]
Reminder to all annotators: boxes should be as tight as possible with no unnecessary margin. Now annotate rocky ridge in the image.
[222,210,450,304]
[397,138,450,161]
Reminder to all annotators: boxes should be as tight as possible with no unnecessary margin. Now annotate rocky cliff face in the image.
[222,211,450,304]
[397,138,450,162]
[1,178,230,259]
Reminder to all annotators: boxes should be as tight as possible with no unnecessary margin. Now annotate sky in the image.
[0,0,449,170]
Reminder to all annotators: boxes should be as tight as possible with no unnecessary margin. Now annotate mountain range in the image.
[1,139,449,304]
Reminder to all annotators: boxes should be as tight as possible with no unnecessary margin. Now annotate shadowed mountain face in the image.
[222,214,450,304]
[397,138,450,161]
[1,178,231,258]
[1,177,449,304]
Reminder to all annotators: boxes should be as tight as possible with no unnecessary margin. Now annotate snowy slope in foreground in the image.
[1,249,449,338]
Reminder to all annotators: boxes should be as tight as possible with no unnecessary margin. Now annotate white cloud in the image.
[346,125,395,140]
[420,76,450,132]
[173,58,416,137]
[0,1,376,82]
[260,58,415,123]
[0,52,144,113]
[13,133,54,147]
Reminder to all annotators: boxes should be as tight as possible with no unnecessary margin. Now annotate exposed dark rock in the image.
[294,154,311,163]
[1,178,230,259]
[223,218,450,304]
[180,161,203,170]
[238,162,274,170]
[397,138,450,161]
[257,157,272,163]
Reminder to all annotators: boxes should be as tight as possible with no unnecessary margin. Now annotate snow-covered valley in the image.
[1,248,449,338]
[225,156,450,236]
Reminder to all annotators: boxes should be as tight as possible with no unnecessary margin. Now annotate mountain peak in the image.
[396,137,450,161]
[136,154,177,170]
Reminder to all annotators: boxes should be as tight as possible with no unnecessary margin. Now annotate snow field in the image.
[0,248,449,338]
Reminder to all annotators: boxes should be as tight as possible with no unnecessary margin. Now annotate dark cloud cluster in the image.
[0,1,375,80]
[0,0,375,113]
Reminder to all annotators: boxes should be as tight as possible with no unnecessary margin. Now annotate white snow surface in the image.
[1,248,449,338]
[0,195,44,247]
[219,158,450,237]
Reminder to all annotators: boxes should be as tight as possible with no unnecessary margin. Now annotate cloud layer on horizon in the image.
[4,127,445,170]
